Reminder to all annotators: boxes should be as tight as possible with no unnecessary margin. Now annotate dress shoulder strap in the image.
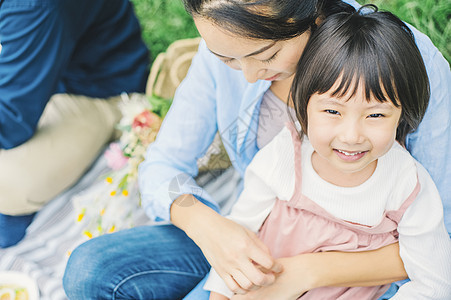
[284,122,305,206]
[386,174,421,223]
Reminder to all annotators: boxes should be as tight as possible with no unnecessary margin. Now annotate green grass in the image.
[362,0,450,63]
[132,0,450,64]
[131,0,199,62]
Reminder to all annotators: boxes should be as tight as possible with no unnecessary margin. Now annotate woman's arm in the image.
[171,196,282,295]
[139,40,223,221]
[175,132,294,295]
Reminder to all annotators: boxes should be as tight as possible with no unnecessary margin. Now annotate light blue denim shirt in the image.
[138,3,451,237]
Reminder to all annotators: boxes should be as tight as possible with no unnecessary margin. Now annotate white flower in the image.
[118,93,153,129]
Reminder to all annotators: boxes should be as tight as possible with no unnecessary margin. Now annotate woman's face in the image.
[194,17,310,83]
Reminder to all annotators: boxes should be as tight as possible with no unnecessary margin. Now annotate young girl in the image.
[205,6,451,299]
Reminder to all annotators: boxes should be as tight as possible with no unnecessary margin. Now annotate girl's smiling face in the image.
[194,17,310,83]
[306,80,402,186]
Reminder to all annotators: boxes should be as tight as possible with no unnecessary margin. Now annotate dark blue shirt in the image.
[0,0,150,149]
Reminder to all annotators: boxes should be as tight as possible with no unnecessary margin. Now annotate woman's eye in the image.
[325,109,340,115]
[222,58,235,64]
[368,113,384,118]
[262,51,279,64]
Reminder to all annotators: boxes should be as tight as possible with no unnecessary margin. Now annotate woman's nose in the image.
[239,60,265,83]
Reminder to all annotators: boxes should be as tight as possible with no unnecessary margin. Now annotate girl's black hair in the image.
[291,4,430,145]
[182,0,355,40]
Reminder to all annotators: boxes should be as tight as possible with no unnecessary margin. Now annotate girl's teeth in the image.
[338,150,363,156]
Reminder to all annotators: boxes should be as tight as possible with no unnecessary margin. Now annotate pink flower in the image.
[132,110,160,129]
[105,143,128,170]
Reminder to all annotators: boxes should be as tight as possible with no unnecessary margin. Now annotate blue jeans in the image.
[63,224,210,300]
[63,224,401,300]
[183,276,210,300]
[184,276,400,300]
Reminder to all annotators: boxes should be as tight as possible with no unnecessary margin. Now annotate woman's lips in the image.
[264,73,281,81]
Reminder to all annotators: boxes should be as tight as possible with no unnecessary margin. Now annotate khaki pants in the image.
[0,94,121,215]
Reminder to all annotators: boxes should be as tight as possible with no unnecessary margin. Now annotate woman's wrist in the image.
[170,194,220,241]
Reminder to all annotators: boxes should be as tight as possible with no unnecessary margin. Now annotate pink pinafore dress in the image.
[258,125,420,299]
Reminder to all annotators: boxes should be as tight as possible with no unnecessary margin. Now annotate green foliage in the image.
[131,0,199,62]
[148,94,172,118]
[132,0,450,64]
[362,0,450,63]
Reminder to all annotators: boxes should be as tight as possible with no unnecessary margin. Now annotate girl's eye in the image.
[325,109,340,115]
[261,51,279,64]
[368,113,385,118]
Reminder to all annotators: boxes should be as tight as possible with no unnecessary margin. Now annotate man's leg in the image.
[0,212,36,248]
[0,93,121,247]
[63,224,210,300]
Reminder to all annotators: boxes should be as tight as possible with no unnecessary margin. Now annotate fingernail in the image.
[273,263,283,273]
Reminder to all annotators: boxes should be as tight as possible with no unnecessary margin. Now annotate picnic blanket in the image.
[0,148,239,299]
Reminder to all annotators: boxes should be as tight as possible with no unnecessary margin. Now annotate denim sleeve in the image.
[0,3,73,149]
[138,41,221,221]
[406,28,451,236]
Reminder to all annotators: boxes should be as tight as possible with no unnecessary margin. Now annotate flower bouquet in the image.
[72,93,171,239]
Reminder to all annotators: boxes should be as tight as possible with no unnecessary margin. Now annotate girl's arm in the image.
[210,291,230,300]
[294,244,407,289]
[299,243,407,288]
[230,244,407,300]
[392,163,451,299]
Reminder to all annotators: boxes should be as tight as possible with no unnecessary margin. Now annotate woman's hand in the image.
[199,215,282,294]
[195,211,283,294]
[170,195,282,294]
[230,256,311,300]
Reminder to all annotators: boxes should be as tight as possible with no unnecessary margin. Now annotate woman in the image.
[63,0,451,299]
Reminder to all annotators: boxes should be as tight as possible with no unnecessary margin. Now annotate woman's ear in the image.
[315,16,324,26]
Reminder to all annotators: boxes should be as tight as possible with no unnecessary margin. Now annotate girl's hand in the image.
[171,196,282,294]
[230,256,312,300]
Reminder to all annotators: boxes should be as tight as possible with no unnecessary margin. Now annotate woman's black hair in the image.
[290,4,430,145]
[182,0,355,40]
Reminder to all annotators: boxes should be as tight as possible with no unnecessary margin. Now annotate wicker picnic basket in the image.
[146,37,231,172]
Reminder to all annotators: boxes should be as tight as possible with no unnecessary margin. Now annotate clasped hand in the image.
[195,213,283,294]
